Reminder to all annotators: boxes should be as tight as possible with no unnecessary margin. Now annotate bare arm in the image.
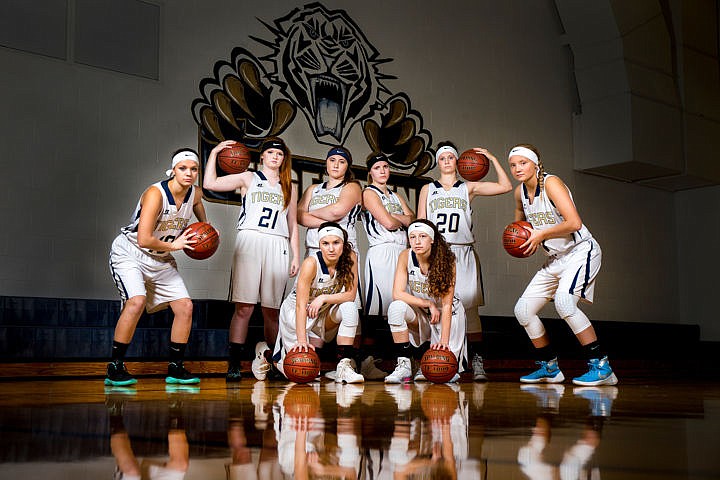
[202,140,252,193]
[392,191,416,227]
[513,186,526,222]
[287,185,301,277]
[416,184,429,219]
[307,182,362,222]
[297,184,319,228]
[192,188,208,223]
[391,250,435,311]
[467,148,513,199]
[363,189,405,231]
[293,257,317,351]
[136,187,196,252]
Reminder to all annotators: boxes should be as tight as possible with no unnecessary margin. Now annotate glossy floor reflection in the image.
[0,378,719,479]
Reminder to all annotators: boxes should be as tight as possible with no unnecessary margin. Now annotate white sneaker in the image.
[384,384,412,411]
[384,357,412,384]
[324,370,337,380]
[472,353,488,381]
[251,341,271,380]
[360,356,387,380]
[336,383,364,408]
[413,367,427,382]
[335,358,365,384]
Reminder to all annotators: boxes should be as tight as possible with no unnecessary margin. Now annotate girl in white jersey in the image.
[204,138,300,382]
[384,219,467,384]
[273,222,364,384]
[362,153,415,357]
[107,148,208,386]
[508,144,617,386]
[417,141,512,381]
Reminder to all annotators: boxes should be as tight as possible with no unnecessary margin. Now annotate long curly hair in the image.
[411,219,457,298]
[319,221,355,291]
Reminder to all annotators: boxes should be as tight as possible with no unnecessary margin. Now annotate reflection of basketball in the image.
[217,143,251,174]
[457,149,490,181]
[502,221,533,258]
[283,349,321,383]
[183,222,220,260]
[283,384,320,418]
[421,384,459,420]
[420,349,458,384]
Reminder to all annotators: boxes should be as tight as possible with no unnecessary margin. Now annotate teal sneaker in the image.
[104,360,137,386]
[165,361,200,384]
[520,358,565,383]
[572,357,618,386]
[574,386,618,417]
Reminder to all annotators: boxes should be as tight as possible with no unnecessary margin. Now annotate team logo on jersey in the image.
[193,2,437,206]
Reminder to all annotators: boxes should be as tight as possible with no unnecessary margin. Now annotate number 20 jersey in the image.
[425,181,474,245]
[237,171,289,238]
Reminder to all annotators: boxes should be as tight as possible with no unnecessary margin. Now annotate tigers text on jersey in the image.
[362,185,407,246]
[287,251,344,311]
[305,181,361,249]
[426,180,474,244]
[521,174,593,256]
[406,251,463,311]
[120,180,194,258]
[237,171,289,237]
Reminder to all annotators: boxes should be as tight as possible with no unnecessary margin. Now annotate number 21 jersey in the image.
[237,171,289,238]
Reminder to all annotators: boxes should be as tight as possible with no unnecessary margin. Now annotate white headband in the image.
[318,226,344,241]
[166,150,200,176]
[435,146,459,162]
[508,146,539,165]
[408,222,435,240]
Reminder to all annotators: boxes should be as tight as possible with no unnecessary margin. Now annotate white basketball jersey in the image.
[305,181,361,250]
[521,174,593,256]
[121,180,194,258]
[237,171,289,237]
[406,251,463,310]
[425,181,474,244]
[362,185,408,247]
[288,252,345,315]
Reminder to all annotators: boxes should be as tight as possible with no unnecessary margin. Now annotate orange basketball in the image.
[421,384,459,420]
[457,149,490,181]
[217,143,251,174]
[283,384,321,418]
[420,349,458,384]
[283,349,321,383]
[183,222,220,260]
[502,221,533,258]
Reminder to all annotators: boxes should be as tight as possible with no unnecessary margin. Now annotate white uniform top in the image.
[287,251,344,317]
[237,171,289,237]
[425,180,474,245]
[362,185,407,247]
[305,181,361,250]
[120,180,194,259]
[521,174,593,256]
[406,251,463,311]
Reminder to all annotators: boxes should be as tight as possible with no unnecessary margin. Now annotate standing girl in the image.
[508,144,617,386]
[107,148,207,386]
[362,153,415,358]
[417,141,512,381]
[273,222,364,384]
[204,138,300,381]
[384,219,467,384]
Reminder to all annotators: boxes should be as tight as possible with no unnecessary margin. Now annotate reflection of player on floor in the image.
[508,144,617,386]
[203,138,300,382]
[107,149,207,386]
[417,142,512,381]
[273,223,364,384]
[384,219,467,384]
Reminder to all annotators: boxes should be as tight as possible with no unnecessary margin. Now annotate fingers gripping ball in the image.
[217,143,251,174]
[420,349,458,384]
[503,221,533,258]
[283,349,321,384]
[457,149,490,181]
[183,222,220,260]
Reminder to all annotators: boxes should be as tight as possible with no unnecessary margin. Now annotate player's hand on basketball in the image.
[472,147,498,164]
[171,228,197,251]
[292,341,315,352]
[211,139,238,155]
[521,227,543,256]
[430,341,449,351]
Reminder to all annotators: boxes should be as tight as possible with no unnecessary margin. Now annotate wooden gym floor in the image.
[0,370,719,479]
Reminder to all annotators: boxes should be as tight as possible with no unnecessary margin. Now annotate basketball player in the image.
[273,223,364,383]
[417,141,512,381]
[384,219,467,384]
[107,148,207,386]
[362,153,415,362]
[203,138,300,382]
[508,144,617,386]
[298,146,386,380]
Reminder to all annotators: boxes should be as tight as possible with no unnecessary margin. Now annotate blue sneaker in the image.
[574,386,618,417]
[520,358,565,383]
[521,384,565,411]
[572,357,618,386]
